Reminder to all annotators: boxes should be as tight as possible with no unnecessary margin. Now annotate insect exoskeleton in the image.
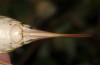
[0,16,33,53]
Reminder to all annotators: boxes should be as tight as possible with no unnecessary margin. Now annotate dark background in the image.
[0,0,100,65]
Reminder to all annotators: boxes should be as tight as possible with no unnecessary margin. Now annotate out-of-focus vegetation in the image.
[0,0,100,65]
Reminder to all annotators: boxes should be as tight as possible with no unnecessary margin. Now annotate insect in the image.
[0,16,94,54]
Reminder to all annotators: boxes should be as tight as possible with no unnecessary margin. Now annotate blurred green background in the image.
[0,0,100,65]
